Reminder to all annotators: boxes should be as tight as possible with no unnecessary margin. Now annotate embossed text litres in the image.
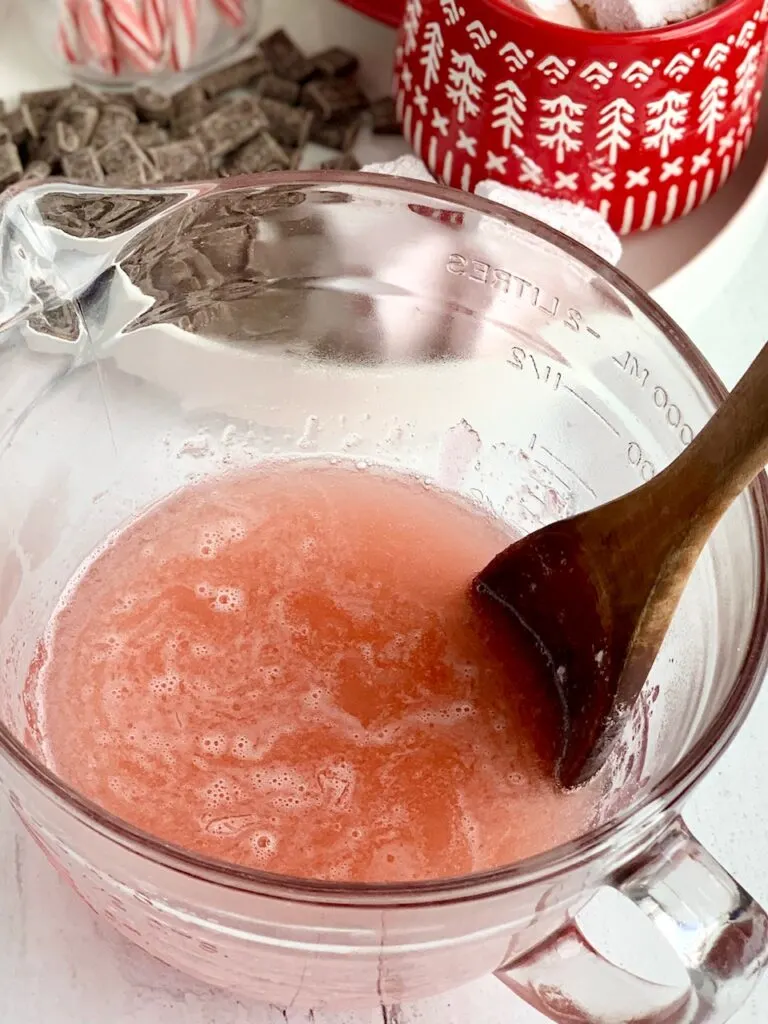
[446,253,599,336]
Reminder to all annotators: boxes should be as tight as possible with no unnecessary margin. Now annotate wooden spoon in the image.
[474,343,768,790]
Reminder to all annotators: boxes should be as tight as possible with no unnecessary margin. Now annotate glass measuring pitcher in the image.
[0,175,766,1024]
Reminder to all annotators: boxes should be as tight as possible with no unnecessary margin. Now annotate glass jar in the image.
[44,0,263,90]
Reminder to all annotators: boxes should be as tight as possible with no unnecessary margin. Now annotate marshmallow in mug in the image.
[509,0,589,28]
[575,0,718,29]
[360,157,622,266]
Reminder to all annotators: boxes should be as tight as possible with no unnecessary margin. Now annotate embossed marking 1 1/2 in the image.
[508,346,561,389]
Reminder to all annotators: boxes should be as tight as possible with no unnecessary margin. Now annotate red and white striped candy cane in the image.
[142,0,168,62]
[211,0,245,28]
[73,0,117,73]
[58,0,82,64]
[169,0,198,71]
[104,0,160,72]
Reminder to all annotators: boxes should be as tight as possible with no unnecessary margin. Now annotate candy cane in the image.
[143,0,168,60]
[169,0,198,71]
[58,0,82,64]
[75,0,117,73]
[104,0,159,71]
[211,0,245,28]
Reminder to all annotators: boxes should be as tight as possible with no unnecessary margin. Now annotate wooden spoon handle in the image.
[653,342,768,531]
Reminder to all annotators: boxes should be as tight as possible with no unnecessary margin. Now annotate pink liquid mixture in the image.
[31,461,599,883]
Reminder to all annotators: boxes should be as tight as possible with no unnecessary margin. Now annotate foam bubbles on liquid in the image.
[200,733,227,756]
[249,831,277,861]
[149,671,180,697]
[202,776,234,808]
[194,582,246,613]
[212,586,245,613]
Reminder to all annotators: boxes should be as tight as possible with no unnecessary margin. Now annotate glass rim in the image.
[1,171,766,907]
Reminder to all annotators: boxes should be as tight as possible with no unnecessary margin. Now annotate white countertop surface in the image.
[1,2,767,1022]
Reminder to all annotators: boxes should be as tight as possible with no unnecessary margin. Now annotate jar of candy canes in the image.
[53,0,263,89]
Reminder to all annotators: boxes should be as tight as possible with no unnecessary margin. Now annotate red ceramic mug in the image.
[393,0,768,233]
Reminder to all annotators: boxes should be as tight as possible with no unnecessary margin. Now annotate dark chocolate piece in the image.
[61,147,106,184]
[21,88,66,135]
[319,153,360,171]
[133,86,173,123]
[260,29,315,83]
[223,132,291,175]
[172,83,209,135]
[311,47,359,78]
[0,122,9,143]
[104,171,147,188]
[309,113,362,151]
[65,102,100,147]
[254,73,301,106]
[197,52,268,97]
[301,77,368,122]
[369,96,399,135]
[91,103,138,150]
[0,140,23,187]
[21,159,52,182]
[21,88,68,114]
[148,138,210,182]
[98,133,155,183]
[134,122,169,149]
[198,94,267,157]
[258,97,313,149]
[5,104,38,144]
[55,120,82,155]
[28,302,82,342]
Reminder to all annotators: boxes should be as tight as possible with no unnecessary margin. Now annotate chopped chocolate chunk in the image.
[133,86,173,123]
[311,47,359,78]
[288,147,304,169]
[134,122,169,149]
[104,172,147,188]
[21,88,67,113]
[260,29,315,83]
[61,147,106,184]
[98,134,155,183]
[91,103,138,150]
[0,122,9,143]
[254,73,301,105]
[55,120,82,155]
[173,83,209,135]
[0,140,23,187]
[319,153,360,171]
[198,94,267,157]
[148,138,210,182]
[28,301,82,342]
[301,76,368,122]
[21,159,51,182]
[65,102,100,147]
[369,96,399,135]
[310,113,362,151]
[5,104,38,144]
[198,52,268,97]
[223,132,291,175]
[258,97,313,149]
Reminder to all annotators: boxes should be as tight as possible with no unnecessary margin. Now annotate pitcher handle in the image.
[495,817,768,1024]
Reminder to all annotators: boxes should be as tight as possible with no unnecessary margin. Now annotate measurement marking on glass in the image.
[532,457,570,491]
[585,326,600,339]
[562,384,620,437]
[539,443,598,498]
